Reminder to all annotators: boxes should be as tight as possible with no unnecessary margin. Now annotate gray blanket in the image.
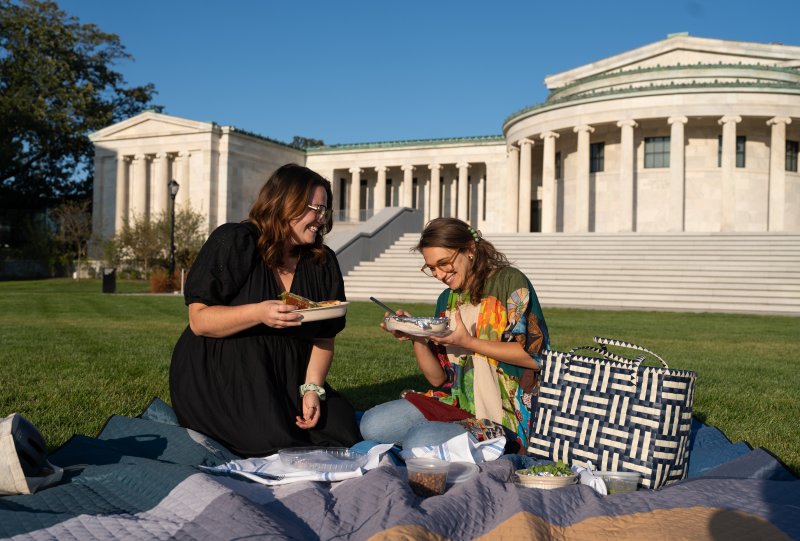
[1,401,798,540]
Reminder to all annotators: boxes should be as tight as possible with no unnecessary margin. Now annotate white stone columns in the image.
[506,145,520,231]
[616,120,637,232]
[541,131,559,233]
[178,151,191,208]
[374,166,388,215]
[114,156,129,232]
[401,165,415,208]
[131,155,148,219]
[767,117,792,231]
[518,139,534,233]
[428,163,441,221]
[153,153,170,217]
[718,115,741,231]
[574,124,595,232]
[456,162,470,220]
[348,167,362,222]
[668,116,688,232]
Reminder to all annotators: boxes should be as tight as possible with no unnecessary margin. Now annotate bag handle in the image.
[568,345,646,365]
[593,337,669,368]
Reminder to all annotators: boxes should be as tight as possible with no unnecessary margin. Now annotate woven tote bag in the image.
[528,337,696,489]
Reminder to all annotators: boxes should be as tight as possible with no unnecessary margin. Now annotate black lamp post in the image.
[168,179,180,278]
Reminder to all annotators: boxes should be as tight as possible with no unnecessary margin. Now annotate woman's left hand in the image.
[429,309,474,350]
[295,391,321,429]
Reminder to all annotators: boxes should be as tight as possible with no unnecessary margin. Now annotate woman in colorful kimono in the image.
[360,217,550,453]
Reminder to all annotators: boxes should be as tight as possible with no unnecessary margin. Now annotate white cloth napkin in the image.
[399,432,505,464]
[203,443,394,486]
[572,461,607,495]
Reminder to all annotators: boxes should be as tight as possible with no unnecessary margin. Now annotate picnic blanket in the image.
[1,399,798,540]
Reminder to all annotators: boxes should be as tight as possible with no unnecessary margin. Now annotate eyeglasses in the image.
[420,250,460,278]
[306,204,333,221]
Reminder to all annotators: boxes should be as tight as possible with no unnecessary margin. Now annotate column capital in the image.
[616,120,638,128]
[456,162,470,170]
[401,164,415,172]
[428,163,441,171]
[178,150,192,158]
[518,138,535,147]
[573,124,595,134]
[507,145,520,155]
[348,167,362,175]
[374,165,388,173]
[767,116,792,127]
[718,115,742,125]
[155,152,168,159]
[117,155,132,163]
[668,116,688,126]
[540,131,560,141]
[132,154,146,162]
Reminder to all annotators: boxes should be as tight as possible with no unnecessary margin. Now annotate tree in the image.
[51,198,91,277]
[105,208,206,276]
[291,136,325,149]
[0,0,161,209]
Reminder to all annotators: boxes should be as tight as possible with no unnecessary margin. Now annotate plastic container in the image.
[406,457,450,497]
[595,471,642,494]
[514,469,578,490]
[278,447,368,472]
[446,462,479,488]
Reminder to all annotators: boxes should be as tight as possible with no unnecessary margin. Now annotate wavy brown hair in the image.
[247,163,333,268]
[415,217,509,303]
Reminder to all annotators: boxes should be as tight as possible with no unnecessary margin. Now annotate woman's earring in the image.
[468,254,474,260]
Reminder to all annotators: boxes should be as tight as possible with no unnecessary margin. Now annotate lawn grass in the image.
[1,278,798,475]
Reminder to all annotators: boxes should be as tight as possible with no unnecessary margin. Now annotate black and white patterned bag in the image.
[528,337,696,489]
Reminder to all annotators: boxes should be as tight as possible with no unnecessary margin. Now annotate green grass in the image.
[1,279,798,475]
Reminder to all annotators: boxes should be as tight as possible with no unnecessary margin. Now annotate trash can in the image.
[102,267,116,294]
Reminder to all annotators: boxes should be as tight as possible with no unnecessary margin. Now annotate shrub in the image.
[149,269,179,293]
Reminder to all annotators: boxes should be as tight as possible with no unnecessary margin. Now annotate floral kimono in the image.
[423,266,550,449]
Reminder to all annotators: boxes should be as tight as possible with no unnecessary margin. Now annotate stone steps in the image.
[342,232,800,315]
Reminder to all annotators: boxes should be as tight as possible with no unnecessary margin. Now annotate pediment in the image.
[545,35,800,89]
[89,112,216,141]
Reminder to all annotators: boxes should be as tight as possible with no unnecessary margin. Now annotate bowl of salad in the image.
[514,461,578,490]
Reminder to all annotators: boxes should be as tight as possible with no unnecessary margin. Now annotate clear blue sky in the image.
[58,0,799,145]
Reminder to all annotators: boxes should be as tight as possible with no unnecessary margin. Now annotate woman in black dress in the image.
[170,163,361,457]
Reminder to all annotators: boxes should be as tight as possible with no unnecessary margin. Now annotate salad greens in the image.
[523,461,573,477]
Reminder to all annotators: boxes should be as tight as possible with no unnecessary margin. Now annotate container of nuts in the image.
[405,457,450,497]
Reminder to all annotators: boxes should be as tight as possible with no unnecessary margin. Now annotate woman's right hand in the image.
[259,300,303,328]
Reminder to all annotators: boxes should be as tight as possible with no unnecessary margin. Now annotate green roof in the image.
[306,135,505,153]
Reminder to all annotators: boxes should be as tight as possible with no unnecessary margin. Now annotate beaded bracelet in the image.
[299,383,327,401]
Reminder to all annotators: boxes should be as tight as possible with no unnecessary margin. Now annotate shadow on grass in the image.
[344,375,431,411]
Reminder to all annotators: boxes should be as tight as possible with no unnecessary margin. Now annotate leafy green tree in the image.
[0,0,161,209]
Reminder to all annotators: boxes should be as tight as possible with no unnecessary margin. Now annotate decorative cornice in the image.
[226,126,303,150]
[504,80,800,128]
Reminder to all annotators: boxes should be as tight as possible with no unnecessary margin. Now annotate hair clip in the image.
[468,227,482,244]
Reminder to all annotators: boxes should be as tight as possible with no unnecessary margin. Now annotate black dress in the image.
[170,222,361,457]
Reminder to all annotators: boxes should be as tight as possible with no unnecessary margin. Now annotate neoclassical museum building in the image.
[90,34,800,240]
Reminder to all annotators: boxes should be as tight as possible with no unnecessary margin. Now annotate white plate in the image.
[384,316,451,337]
[293,302,349,322]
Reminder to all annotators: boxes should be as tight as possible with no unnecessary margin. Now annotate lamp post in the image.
[168,179,180,279]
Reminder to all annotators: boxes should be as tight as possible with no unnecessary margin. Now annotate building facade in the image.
[90,34,800,240]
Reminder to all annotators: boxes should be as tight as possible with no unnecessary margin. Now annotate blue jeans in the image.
[359,399,467,448]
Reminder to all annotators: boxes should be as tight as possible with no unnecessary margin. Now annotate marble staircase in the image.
[343,233,800,315]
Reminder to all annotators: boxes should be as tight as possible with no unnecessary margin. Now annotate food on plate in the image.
[279,292,341,310]
[520,461,573,477]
